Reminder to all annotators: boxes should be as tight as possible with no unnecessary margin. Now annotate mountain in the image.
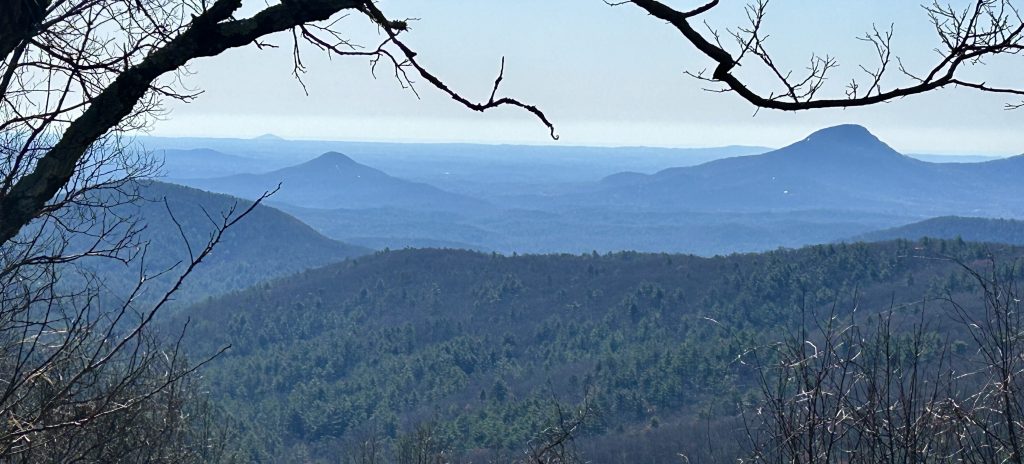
[178,152,490,211]
[152,126,1024,255]
[175,239,1015,462]
[909,153,1006,163]
[584,125,1024,216]
[851,216,1024,245]
[156,147,908,255]
[156,148,271,178]
[136,135,771,190]
[86,181,368,304]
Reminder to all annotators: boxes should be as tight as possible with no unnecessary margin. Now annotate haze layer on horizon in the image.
[154,0,1024,155]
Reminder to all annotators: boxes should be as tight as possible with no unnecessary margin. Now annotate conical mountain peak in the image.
[307,151,357,165]
[775,124,911,165]
[800,124,884,149]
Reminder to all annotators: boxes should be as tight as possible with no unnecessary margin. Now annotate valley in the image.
[156,125,1023,256]
[11,4,1024,463]
[127,124,1024,461]
[2,122,1017,462]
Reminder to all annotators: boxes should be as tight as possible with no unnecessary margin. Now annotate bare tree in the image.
[394,422,450,464]
[611,0,1024,111]
[742,299,962,463]
[741,256,1024,463]
[1,0,558,460]
[0,182,273,461]
[942,258,1024,463]
[523,396,597,464]
[0,0,556,248]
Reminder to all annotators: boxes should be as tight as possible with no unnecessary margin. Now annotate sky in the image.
[153,0,1024,155]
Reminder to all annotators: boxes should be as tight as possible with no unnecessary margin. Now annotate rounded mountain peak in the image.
[767,124,912,166]
[306,151,358,166]
[802,124,882,147]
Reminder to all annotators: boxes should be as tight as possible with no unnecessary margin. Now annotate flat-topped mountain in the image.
[178,151,489,211]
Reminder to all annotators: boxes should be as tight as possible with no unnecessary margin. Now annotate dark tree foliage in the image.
[176,239,1012,462]
[1,0,553,459]
[738,256,1024,463]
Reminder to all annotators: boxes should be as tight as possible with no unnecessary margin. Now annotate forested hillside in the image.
[176,239,1013,462]
[85,182,369,304]
[12,0,1024,461]
[852,216,1024,245]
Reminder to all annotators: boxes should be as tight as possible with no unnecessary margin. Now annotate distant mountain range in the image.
[130,129,1024,461]
[851,216,1024,245]
[156,124,1024,255]
[579,125,1024,216]
[179,152,489,211]
[140,135,772,196]
[157,148,274,178]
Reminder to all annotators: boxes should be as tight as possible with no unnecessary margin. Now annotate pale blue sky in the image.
[154,1,1024,154]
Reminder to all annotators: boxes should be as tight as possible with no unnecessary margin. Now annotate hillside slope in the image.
[88,181,369,304]
[585,125,1024,216]
[177,240,1015,461]
[157,148,272,178]
[851,216,1024,245]
[179,152,489,211]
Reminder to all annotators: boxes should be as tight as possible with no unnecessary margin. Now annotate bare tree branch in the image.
[616,0,1024,111]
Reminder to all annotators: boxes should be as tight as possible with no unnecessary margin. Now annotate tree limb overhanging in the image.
[0,0,556,247]
[0,0,557,458]
[615,0,1024,111]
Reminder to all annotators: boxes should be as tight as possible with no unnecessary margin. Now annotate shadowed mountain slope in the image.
[851,216,1024,245]
[86,181,369,303]
[588,125,1024,216]
[179,152,490,211]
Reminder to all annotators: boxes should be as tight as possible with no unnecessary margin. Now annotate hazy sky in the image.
[154,1,1024,154]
